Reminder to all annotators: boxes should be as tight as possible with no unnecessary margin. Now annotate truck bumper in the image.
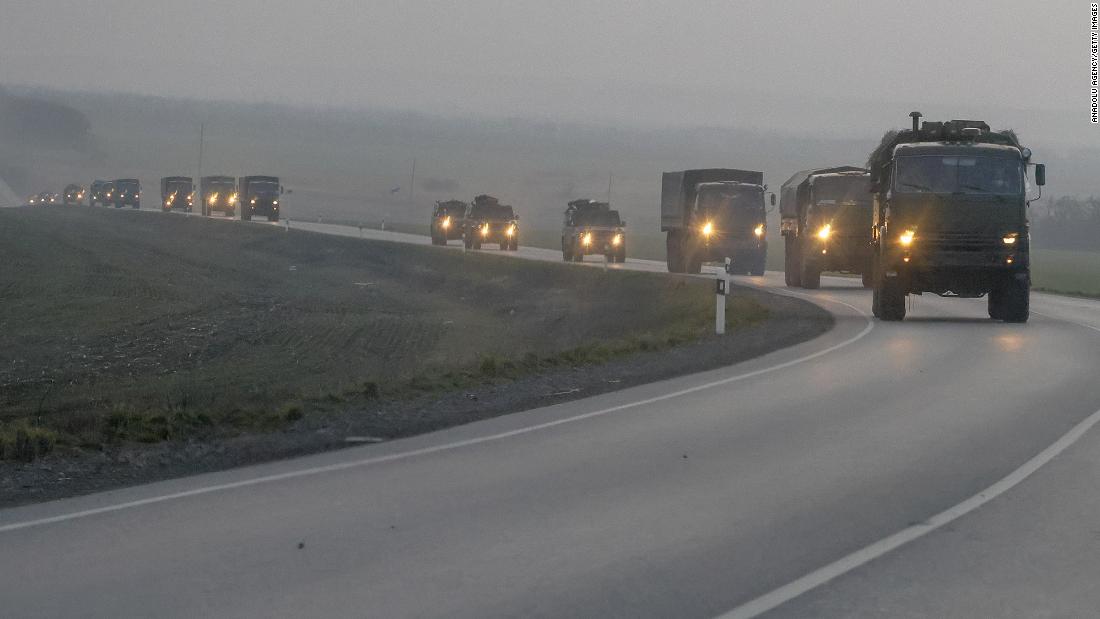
[883,245,1028,295]
[805,238,872,273]
[700,237,766,263]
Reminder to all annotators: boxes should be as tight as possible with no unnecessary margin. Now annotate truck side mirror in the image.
[1034,164,1046,186]
[621,220,627,227]
[770,193,777,206]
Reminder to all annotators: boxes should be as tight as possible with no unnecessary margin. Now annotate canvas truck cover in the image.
[160,176,192,195]
[661,169,764,230]
[779,166,866,219]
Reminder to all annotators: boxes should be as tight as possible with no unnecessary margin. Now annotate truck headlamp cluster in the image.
[441,216,451,229]
[816,224,832,240]
[754,224,765,238]
[899,230,916,247]
[612,233,622,246]
[1002,233,1018,245]
[582,232,593,246]
[481,223,490,236]
[209,193,218,205]
[506,224,516,237]
[229,193,239,204]
[702,221,714,237]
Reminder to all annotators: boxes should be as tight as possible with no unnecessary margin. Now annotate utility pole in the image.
[197,123,204,210]
[607,172,613,204]
[408,157,417,204]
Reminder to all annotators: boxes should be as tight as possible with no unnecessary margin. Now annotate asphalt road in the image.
[3,215,1100,618]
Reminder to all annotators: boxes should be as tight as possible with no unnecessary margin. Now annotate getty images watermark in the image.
[1093,3,1099,123]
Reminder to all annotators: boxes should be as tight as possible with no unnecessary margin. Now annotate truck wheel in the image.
[510,239,519,251]
[473,240,482,250]
[987,288,1005,321]
[877,270,906,321]
[995,275,1030,323]
[133,202,141,210]
[464,235,473,250]
[784,237,802,287]
[615,247,626,263]
[268,213,280,222]
[666,231,684,273]
[750,251,766,276]
[242,210,252,221]
[684,240,703,274]
[861,270,874,288]
[800,257,821,289]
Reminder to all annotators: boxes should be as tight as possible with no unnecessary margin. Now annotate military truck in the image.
[160,176,194,212]
[780,167,873,289]
[868,112,1045,322]
[661,169,771,274]
[462,194,518,250]
[561,199,626,262]
[430,199,467,245]
[239,176,282,222]
[111,179,141,209]
[199,175,238,217]
[62,183,85,206]
[88,180,109,206]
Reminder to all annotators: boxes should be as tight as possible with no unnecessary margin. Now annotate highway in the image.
[3,217,1100,618]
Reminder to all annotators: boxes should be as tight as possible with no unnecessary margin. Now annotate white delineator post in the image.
[716,269,728,335]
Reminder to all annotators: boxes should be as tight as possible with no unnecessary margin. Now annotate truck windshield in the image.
[895,156,1022,195]
[248,181,279,194]
[813,176,870,205]
[574,210,621,227]
[470,205,515,220]
[166,182,190,193]
[697,188,761,214]
[116,181,138,191]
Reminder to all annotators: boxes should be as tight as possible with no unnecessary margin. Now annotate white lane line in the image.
[717,306,1100,619]
[0,296,872,534]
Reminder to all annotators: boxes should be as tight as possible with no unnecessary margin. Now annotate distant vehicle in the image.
[867,112,1045,322]
[160,176,194,212]
[430,199,468,245]
[27,192,54,206]
[780,167,873,289]
[111,179,141,209]
[661,169,771,274]
[561,199,626,263]
[102,181,117,206]
[89,180,109,206]
[199,175,238,217]
[238,176,282,222]
[462,194,518,250]
[62,184,86,206]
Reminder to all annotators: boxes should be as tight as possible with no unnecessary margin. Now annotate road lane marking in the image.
[0,297,872,534]
[1031,309,1100,333]
[716,311,1100,619]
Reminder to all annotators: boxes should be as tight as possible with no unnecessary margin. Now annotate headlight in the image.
[273,200,279,206]
[582,232,592,246]
[899,229,916,247]
[817,224,832,240]
[481,223,490,236]
[612,233,622,246]
[1003,233,1018,245]
[506,224,515,237]
[702,221,714,237]
[251,198,257,205]
[441,216,451,229]
[754,224,765,237]
[229,193,239,204]
[209,193,218,204]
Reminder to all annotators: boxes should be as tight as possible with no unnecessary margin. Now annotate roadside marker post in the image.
[716,259,731,335]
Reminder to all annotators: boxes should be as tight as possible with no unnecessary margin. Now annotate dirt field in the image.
[0,207,831,504]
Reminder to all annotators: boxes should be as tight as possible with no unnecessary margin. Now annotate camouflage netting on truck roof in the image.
[866,121,1022,188]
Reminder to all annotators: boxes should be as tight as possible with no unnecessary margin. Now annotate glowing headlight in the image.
[612,233,622,246]
[582,232,593,246]
[817,224,832,240]
[229,193,239,204]
[481,223,490,236]
[899,229,916,246]
[702,221,714,237]
[251,198,257,205]
[441,216,451,229]
[1003,233,1018,245]
[209,193,218,204]
[506,224,515,237]
[754,224,765,237]
[273,200,279,206]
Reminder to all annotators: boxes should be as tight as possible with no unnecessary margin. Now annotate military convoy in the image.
[430,200,467,245]
[661,169,770,274]
[780,167,873,288]
[867,112,1044,322]
[463,194,518,251]
[160,176,194,212]
[561,199,626,262]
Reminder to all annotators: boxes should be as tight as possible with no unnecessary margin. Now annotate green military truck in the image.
[62,183,85,206]
[160,176,194,212]
[430,199,467,245]
[111,179,141,209]
[463,194,518,251]
[199,175,238,217]
[868,112,1046,322]
[561,199,626,263]
[239,176,282,222]
[780,167,873,289]
[661,169,771,274]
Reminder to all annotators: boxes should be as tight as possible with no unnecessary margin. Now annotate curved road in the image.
[2,219,1100,618]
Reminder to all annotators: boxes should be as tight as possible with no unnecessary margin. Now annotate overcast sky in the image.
[0,1,1086,134]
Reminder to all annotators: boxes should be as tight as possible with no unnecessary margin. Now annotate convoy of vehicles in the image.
[780,167,873,288]
[867,112,1044,322]
[111,179,141,209]
[463,194,518,250]
[661,169,771,274]
[200,175,238,217]
[561,199,626,262]
[62,184,85,206]
[160,176,194,212]
[430,199,467,245]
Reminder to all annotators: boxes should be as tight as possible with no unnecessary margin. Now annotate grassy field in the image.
[0,207,770,460]
[1031,249,1100,298]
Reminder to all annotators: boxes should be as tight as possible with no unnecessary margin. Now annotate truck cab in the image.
[430,200,468,245]
[781,167,872,289]
[62,183,85,206]
[160,176,194,212]
[561,199,626,263]
[869,113,1045,322]
[112,179,141,209]
[239,176,282,222]
[200,176,238,217]
[89,180,109,207]
[463,195,518,251]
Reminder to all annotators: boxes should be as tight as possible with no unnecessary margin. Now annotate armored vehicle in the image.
[868,112,1045,322]
[561,199,626,262]
[199,175,238,217]
[661,169,771,274]
[111,179,141,209]
[430,199,467,245]
[780,167,873,288]
[463,194,518,251]
[160,176,194,212]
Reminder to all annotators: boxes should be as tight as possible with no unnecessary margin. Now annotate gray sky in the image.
[0,1,1085,132]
